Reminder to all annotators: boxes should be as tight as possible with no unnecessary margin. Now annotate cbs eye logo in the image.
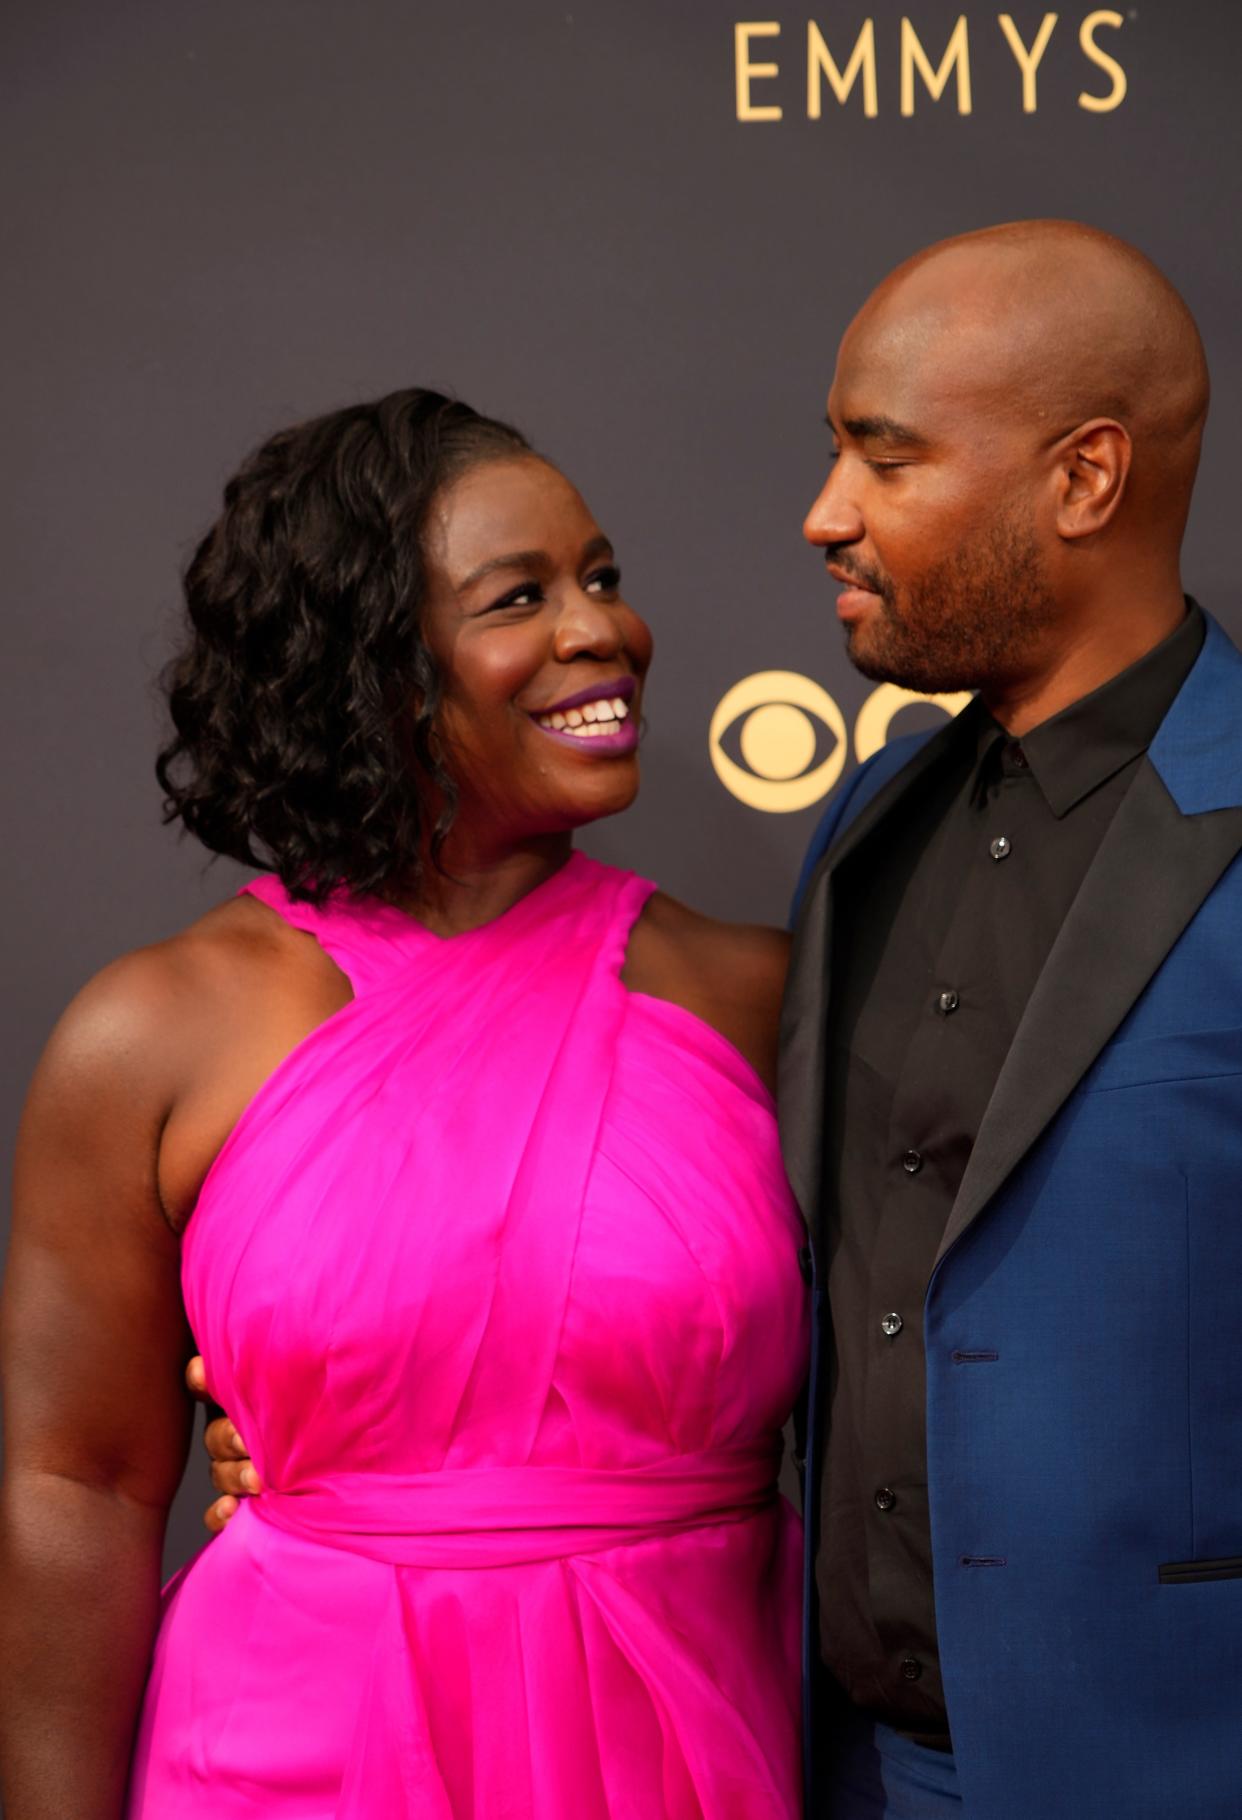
[709,670,971,813]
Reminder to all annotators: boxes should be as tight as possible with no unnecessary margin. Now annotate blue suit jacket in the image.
[781,613,1242,1818]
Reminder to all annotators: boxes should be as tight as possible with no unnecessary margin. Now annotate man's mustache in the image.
[824,551,891,599]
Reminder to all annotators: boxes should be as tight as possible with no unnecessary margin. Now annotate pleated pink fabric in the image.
[127,852,808,1817]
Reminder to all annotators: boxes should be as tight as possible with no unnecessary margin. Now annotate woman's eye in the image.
[585,565,622,595]
[485,582,543,613]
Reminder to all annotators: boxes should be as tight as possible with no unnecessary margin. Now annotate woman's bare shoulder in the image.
[29,894,286,1113]
[633,890,790,999]
[625,890,789,1093]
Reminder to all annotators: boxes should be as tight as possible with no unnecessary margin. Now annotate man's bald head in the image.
[806,220,1207,720]
[850,219,1208,508]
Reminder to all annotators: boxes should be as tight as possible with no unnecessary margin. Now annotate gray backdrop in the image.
[4,1,1240,1572]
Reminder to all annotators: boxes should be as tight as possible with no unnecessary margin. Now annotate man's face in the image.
[803,305,1058,696]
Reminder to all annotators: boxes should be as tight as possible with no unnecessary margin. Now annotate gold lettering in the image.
[807,19,878,119]
[901,15,972,115]
[1078,10,1126,111]
[735,22,783,121]
[997,12,1058,113]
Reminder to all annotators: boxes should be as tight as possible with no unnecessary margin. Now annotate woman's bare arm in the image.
[0,954,195,1820]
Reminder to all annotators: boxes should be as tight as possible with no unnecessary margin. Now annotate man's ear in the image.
[1054,418,1132,540]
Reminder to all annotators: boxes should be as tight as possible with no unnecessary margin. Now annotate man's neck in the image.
[982,591,1189,736]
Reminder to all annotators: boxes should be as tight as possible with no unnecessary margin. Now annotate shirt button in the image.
[900,1656,923,1682]
[989,835,1011,861]
[1011,744,1029,769]
[880,1312,904,1339]
[874,1486,897,1512]
[935,988,960,1016]
[902,1149,923,1175]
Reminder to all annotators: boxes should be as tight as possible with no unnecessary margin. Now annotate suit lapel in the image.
[780,704,982,1235]
[936,617,1242,1266]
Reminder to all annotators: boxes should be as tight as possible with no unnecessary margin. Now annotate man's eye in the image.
[585,565,622,595]
[867,460,908,477]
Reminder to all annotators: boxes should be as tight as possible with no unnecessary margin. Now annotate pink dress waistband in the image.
[252,1442,782,1568]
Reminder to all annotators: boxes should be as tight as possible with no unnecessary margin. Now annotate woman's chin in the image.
[548,765,641,831]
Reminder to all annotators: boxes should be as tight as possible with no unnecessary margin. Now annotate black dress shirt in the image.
[816,603,1205,1745]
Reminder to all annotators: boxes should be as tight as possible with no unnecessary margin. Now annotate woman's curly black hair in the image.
[157,388,531,904]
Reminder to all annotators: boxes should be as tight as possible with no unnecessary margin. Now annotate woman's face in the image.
[420,455,653,851]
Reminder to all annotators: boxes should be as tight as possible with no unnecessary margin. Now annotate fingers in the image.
[209,1459,262,1499]
[204,1495,238,1534]
[203,1415,251,1464]
[204,1419,261,1494]
[194,1355,259,1534]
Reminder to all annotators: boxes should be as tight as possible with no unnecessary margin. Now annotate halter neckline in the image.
[243,849,595,954]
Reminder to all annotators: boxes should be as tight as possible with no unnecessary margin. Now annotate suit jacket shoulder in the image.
[790,731,938,923]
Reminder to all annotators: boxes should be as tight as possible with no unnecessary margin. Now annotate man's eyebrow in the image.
[457,534,614,591]
[827,413,930,448]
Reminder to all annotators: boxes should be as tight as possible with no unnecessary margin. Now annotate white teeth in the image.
[534,693,633,738]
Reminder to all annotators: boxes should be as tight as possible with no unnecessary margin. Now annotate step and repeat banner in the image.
[4,2,1240,1565]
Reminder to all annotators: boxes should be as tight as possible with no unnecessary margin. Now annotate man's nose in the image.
[803,466,864,548]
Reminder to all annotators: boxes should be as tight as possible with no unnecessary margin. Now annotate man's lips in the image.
[825,562,880,593]
[825,561,883,619]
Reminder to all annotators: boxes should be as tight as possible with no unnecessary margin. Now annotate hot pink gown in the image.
[127,852,808,1817]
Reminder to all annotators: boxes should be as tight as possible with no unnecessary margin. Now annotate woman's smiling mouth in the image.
[528,678,639,751]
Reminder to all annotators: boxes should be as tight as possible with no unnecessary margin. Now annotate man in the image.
[783,219,1241,1817]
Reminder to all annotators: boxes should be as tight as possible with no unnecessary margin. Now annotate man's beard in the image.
[841,513,1057,696]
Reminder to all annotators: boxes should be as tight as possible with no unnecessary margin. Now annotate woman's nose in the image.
[554,592,625,661]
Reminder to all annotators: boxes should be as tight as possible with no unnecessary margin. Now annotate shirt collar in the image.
[975,600,1205,818]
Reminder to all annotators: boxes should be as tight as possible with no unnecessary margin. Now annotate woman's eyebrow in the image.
[458,533,614,592]
[458,549,547,589]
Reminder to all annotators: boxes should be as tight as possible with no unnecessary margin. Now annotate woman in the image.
[0,391,808,1818]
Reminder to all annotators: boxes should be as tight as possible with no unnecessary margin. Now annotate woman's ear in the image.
[1054,418,1132,540]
